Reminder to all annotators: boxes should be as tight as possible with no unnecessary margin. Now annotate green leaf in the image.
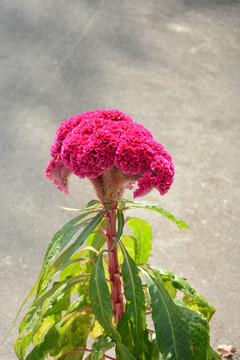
[41,212,92,272]
[148,265,215,320]
[13,214,92,335]
[116,209,125,242]
[90,318,105,339]
[44,288,71,317]
[15,275,88,359]
[110,209,125,251]
[60,211,105,269]
[120,243,146,357]
[116,343,138,360]
[91,335,114,360]
[140,267,194,360]
[33,255,89,304]
[64,297,86,317]
[82,220,107,278]
[208,347,222,360]
[118,236,136,265]
[85,354,93,360]
[150,338,163,360]
[83,199,101,208]
[162,277,178,299]
[45,253,86,285]
[25,327,60,360]
[124,200,189,229]
[58,351,84,360]
[86,219,106,254]
[41,212,104,288]
[38,210,104,294]
[37,212,93,296]
[54,312,92,359]
[117,312,134,354]
[14,334,32,360]
[58,255,83,282]
[175,301,210,360]
[60,199,101,212]
[32,315,56,345]
[10,282,40,338]
[142,330,152,360]
[89,252,120,343]
[127,217,152,264]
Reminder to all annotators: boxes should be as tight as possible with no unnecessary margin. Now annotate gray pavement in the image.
[0,0,239,359]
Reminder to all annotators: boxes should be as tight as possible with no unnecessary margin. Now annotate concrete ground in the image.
[0,0,239,359]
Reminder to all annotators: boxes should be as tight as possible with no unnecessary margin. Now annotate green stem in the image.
[105,204,124,324]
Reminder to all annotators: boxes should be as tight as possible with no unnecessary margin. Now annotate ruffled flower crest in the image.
[46,110,174,204]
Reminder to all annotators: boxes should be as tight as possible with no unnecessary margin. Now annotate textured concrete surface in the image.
[0,0,239,359]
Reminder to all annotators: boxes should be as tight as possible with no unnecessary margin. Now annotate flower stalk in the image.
[105,203,124,324]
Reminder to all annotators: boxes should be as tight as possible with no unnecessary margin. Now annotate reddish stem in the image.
[105,204,124,324]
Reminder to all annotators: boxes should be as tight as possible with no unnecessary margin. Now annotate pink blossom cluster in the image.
[46,110,174,198]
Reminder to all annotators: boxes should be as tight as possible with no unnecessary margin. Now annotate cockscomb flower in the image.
[46,110,174,204]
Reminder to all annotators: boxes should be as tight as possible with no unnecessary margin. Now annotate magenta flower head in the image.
[46,110,174,204]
